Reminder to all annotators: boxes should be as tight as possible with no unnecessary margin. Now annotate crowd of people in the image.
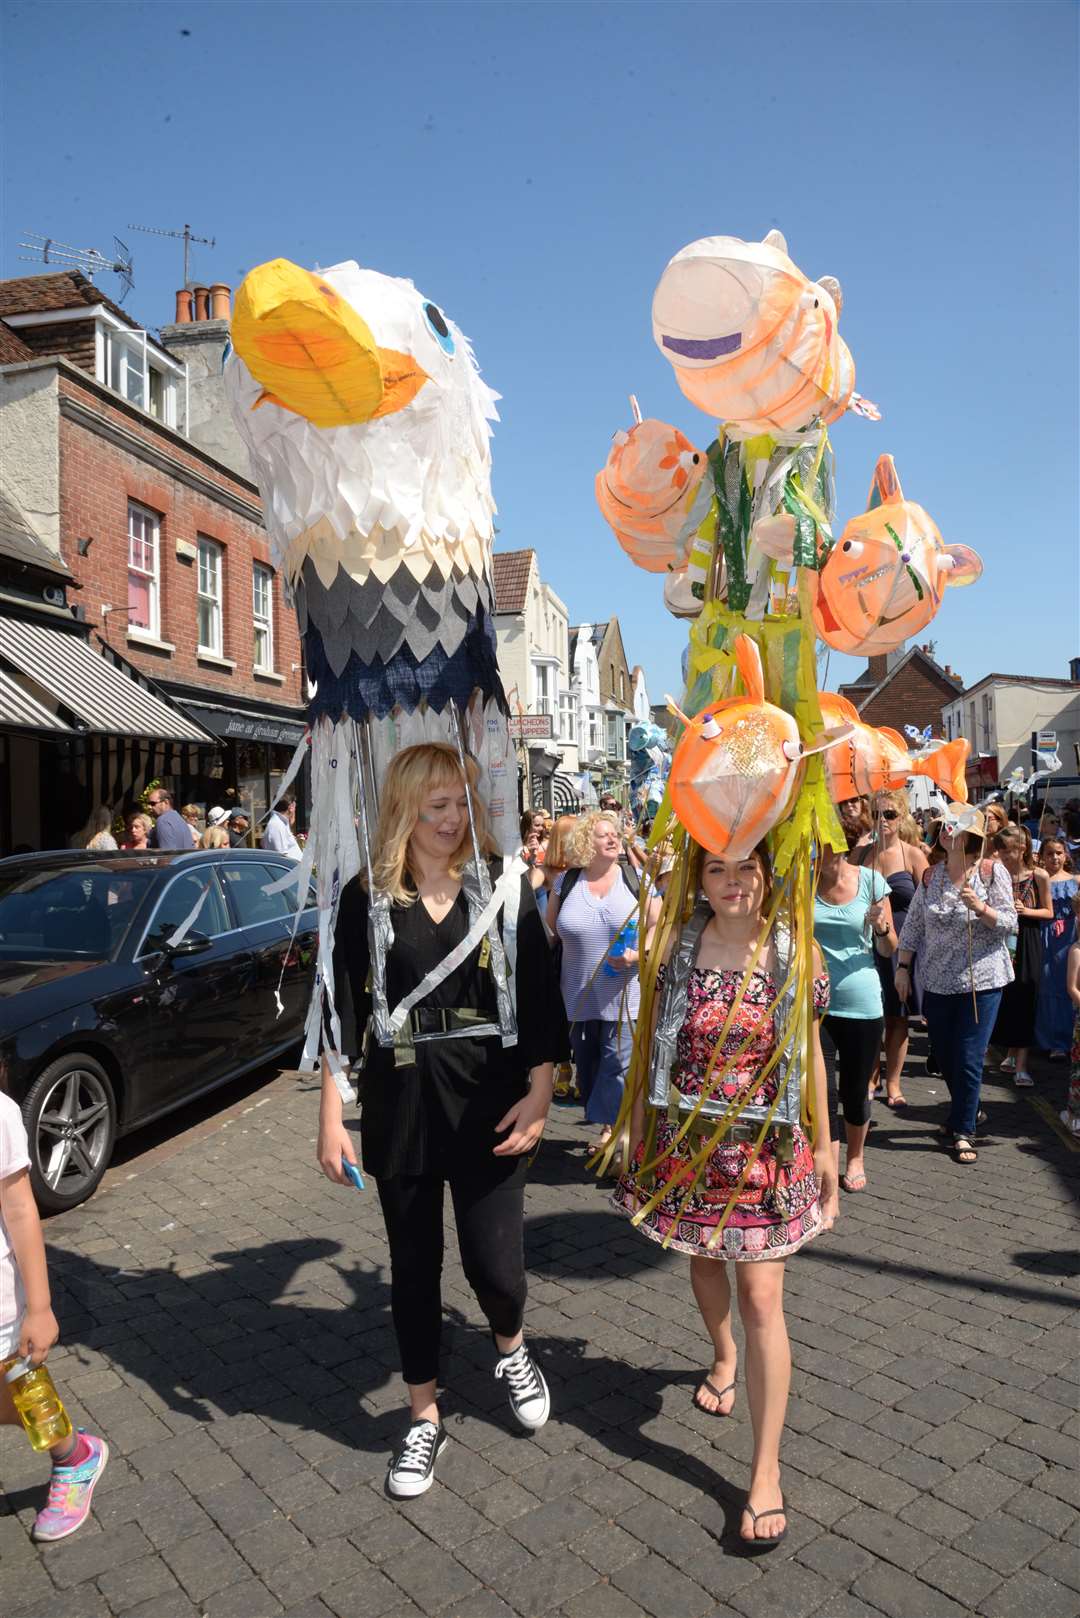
[80,788,303,859]
[4,746,1079,1552]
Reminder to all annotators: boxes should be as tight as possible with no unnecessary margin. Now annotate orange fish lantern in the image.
[669,635,851,857]
[810,456,982,656]
[595,402,706,574]
[818,693,971,803]
[651,229,879,435]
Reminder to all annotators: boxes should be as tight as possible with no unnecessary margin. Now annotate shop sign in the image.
[508,713,553,739]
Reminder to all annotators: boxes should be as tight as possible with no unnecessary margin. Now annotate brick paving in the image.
[2,1045,1078,1618]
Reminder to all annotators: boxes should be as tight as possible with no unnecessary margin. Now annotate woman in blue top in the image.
[814,845,896,1193]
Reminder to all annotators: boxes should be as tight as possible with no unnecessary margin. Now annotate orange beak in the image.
[232,257,428,428]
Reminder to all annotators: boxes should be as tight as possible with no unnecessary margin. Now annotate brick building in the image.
[0,271,306,850]
[836,643,963,735]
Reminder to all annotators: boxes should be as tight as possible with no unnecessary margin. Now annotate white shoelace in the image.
[395,1422,438,1474]
[495,1345,541,1398]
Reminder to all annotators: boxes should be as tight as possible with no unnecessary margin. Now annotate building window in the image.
[559,692,576,743]
[980,693,992,753]
[533,661,555,718]
[253,564,274,672]
[127,501,160,637]
[589,713,603,754]
[197,537,224,656]
[967,702,976,745]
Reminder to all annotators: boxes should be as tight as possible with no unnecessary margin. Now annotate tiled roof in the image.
[491,549,534,615]
[0,321,32,364]
[0,271,140,335]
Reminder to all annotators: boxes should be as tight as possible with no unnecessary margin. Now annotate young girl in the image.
[990,825,1053,1087]
[1062,938,1080,1135]
[615,843,838,1548]
[1035,839,1078,1059]
[1,1091,108,1539]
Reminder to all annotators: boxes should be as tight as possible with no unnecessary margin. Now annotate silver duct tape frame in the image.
[352,711,519,1064]
[648,902,802,1136]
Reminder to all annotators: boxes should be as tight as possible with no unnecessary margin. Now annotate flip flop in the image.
[741,1501,788,1551]
[692,1376,736,1417]
[841,1169,867,1192]
[884,1095,908,1108]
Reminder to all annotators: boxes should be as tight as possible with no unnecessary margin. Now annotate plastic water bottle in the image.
[603,917,638,978]
[3,1357,73,1452]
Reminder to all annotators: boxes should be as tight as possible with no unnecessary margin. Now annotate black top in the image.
[333,863,569,1179]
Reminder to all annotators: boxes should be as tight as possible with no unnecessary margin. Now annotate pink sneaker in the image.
[32,1432,109,1542]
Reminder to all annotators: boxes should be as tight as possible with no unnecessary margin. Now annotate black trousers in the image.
[821,1014,884,1135]
[375,1167,527,1385]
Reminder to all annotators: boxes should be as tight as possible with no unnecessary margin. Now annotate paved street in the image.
[2,1047,1078,1618]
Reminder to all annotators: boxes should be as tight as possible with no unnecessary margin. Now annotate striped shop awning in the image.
[0,618,212,744]
[0,662,72,732]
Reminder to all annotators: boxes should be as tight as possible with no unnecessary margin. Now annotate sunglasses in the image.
[876,809,900,820]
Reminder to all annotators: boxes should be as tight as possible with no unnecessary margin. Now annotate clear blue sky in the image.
[3,1,1077,707]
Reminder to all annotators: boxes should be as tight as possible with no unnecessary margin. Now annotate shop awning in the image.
[0,663,72,732]
[180,699,307,749]
[0,618,212,743]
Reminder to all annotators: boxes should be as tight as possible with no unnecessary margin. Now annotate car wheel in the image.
[22,1055,117,1213]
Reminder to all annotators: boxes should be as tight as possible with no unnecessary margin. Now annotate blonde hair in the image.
[200,826,230,850]
[371,742,495,905]
[127,812,152,836]
[871,789,921,848]
[544,814,579,873]
[181,803,202,823]
[993,824,1033,865]
[567,810,621,869]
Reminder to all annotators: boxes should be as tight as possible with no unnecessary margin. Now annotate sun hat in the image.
[207,806,229,827]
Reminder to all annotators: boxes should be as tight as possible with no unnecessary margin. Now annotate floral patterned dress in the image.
[613,966,830,1261]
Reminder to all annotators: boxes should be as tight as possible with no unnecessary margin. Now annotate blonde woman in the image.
[536,814,578,930]
[199,826,230,850]
[180,804,202,847]
[317,744,567,1500]
[120,813,152,851]
[546,811,661,1145]
[850,791,928,1106]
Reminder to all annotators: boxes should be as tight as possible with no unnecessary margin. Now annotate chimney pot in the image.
[174,289,193,324]
[192,285,210,321]
[209,283,231,321]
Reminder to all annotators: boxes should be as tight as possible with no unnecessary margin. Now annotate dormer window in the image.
[100,326,180,427]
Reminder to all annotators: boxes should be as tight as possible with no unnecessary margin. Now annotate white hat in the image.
[207,806,229,827]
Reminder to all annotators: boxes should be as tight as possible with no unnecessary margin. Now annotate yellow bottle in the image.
[3,1357,73,1452]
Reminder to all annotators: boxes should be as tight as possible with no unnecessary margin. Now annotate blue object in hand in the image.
[603,917,638,978]
[341,1157,365,1190]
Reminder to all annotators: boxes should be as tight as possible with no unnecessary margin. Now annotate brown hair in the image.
[699,840,774,914]
[992,824,1033,866]
[1037,837,1074,873]
[544,815,579,873]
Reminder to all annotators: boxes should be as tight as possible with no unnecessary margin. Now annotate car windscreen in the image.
[0,867,158,960]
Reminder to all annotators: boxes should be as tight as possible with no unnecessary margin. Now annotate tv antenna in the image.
[18,233,134,301]
[128,221,215,289]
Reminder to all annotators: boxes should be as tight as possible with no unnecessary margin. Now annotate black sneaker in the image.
[494,1342,550,1430]
[386,1419,447,1498]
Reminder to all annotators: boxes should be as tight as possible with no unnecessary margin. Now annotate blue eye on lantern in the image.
[422,301,455,356]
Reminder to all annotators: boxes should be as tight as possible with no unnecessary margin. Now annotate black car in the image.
[0,849,317,1212]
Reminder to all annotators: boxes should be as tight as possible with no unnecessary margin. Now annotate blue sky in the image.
[3,1,1077,708]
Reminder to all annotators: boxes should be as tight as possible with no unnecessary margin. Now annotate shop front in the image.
[179,700,308,832]
[0,616,214,852]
